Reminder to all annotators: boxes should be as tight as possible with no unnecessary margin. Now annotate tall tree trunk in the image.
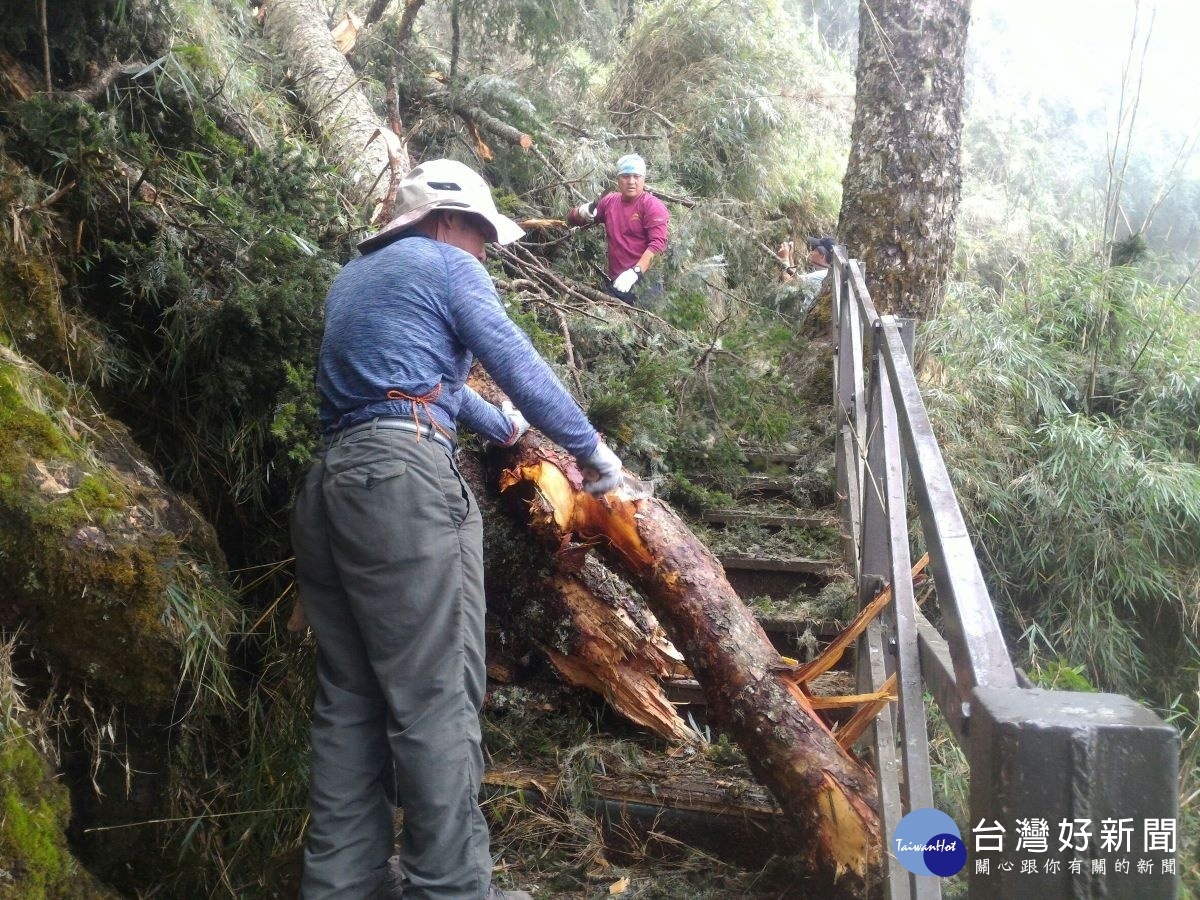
[837,0,971,320]
[261,0,406,210]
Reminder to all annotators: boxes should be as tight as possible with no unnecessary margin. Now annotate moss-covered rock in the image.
[0,343,236,711]
[0,724,119,899]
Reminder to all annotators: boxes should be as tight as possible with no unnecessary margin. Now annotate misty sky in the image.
[970,0,1200,173]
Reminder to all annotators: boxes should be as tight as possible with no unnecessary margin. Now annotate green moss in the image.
[67,474,125,513]
[0,729,73,899]
[0,367,68,463]
[0,256,70,370]
[0,355,233,710]
[0,725,122,897]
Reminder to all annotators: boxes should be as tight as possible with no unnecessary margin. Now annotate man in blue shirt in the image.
[291,159,624,899]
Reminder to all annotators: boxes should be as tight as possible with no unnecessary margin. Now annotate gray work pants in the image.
[290,425,491,900]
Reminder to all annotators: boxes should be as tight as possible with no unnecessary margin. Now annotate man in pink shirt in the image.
[567,154,670,305]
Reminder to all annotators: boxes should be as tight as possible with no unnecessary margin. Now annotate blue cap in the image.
[616,154,647,177]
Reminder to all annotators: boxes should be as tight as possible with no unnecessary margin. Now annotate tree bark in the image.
[472,374,882,891]
[423,77,534,151]
[261,0,406,209]
[837,0,971,320]
[395,0,426,44]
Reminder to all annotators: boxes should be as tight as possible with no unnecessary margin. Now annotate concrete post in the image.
[968,687,1179,898]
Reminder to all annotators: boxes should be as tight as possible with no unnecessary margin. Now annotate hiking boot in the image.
[485,886,533,900]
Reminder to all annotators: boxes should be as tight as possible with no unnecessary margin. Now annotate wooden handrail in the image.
[828,250,1178,900]
[878,322,1016,691]
[832,251,1014,698]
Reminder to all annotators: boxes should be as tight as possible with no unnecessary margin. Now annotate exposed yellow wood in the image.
[329,12,362,53]
[517,218,568,228]
[808,688,897,710]
[834,673,898,750]
[542,573,698,744]
[816,770,872,877]
[790,552,929,684]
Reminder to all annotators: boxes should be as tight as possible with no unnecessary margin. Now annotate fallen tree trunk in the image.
[484,762,791,870]
[261,0,405,208]
[434,86,534,151]
[472,373,882,892]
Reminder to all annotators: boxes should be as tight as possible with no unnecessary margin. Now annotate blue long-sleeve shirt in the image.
[317,234,600,459]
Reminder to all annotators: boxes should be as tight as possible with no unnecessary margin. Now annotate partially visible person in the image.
[777,234,835,312]
[566,153,670,305]
[803,235,835,277]
[291,158,626,900]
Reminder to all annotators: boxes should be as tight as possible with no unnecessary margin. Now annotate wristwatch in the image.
[633,265,643,275]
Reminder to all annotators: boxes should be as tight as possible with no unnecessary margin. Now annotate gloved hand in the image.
[578,440,623,496]
[566,200,596,227]
[500,400,530,445]
[612,267,640,294]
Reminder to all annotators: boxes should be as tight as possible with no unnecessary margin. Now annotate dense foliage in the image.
[929,260,1200,696]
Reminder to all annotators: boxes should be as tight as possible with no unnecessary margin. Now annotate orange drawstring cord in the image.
[385,386,456,445]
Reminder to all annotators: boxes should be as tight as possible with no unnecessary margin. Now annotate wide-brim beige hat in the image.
[358,158,525,253]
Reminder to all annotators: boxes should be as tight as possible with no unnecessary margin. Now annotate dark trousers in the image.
[290,425,490,899]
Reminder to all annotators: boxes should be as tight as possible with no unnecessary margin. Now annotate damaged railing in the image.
[828,248,1180,900]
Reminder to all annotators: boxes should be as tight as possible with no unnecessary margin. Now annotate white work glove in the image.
[500,400,530,445]
[612,267,641,294]
[578,440,624,496]
[567,200,597,227]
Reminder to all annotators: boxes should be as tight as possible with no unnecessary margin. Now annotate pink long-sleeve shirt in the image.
[594,191,670,277]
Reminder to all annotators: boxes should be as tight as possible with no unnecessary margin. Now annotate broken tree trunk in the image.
[421,76,534,156]
[455,451,698,745]
[484,761,791,869]
[471,373,882,892]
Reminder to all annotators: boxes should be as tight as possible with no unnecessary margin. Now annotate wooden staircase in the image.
[668,449,856,710]
[705,450,846,638]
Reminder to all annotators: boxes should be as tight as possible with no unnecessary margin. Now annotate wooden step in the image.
[755,613,846,641]
[702,508,832,529]
[751,612,854,665]
[734,474,794,494]
[723,565,841,603]
[719,554,841,578]
[741,450,804,466]
[482,762,788,867]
